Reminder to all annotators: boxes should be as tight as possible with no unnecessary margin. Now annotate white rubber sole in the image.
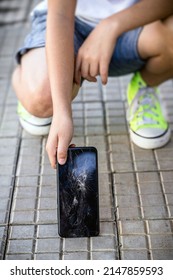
[130,127,171,149]
[19,118,51,136]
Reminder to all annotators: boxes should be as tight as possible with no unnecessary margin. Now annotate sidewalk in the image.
[0,0,173,260]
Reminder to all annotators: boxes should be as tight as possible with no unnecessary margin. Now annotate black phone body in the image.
[57,146,99,238]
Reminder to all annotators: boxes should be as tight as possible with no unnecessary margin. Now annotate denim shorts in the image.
[16,9,146,76]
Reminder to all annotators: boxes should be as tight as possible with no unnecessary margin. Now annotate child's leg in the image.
[12,47,79,136]
[126,16,173,149]
[107,16,173,149]
[138,15,173,86]
[12,47,79,119]
[12,47,52,118]
[12,10,84,135]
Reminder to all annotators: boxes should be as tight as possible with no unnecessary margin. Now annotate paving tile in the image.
[148,220,172,234]
[14,187,37,198]
[7,239,33,254]
[150,235,173,249]
[0,226,6,239]
[134,161,158,172]
[37,210,57,223]
[98,173,111,195]
[116,195,140,208]
[119,221,146,235]
[99,207,114,221]
[35,238,61,253]
[0,198,10,211]
[74,126,84,136]
[37,224,58,238]
[141,194,165,207]
[166,194,173,205]
[86,117,104,126]
[111,159,134,173]
[72,136,85,146]
[132,150,155,161]
[0,122,19,137]
[0,156,16,166]
[107,124,128,134]
[99,222,115,235]
[113,174,138,196]
[9,225,35,239]
[73,117,84,126]
[12,198,36,211]
[92,251,117,260]
[163,182,173,193]
[114,173,136,185]
[117,206,142,220]
[152,249,173,260]
[160,171,173,182]
[110,151,132,161]
[155,148,173,160]
[107,116,126,126]
[85,125,105,135]
[6,254,32,260]
[39,186,56,198]
[40,175,56,186]
[10,211,35,224]
[40,166,56,178]
[38,198,57,210]
[91,236,116,251]
[143,206,168,219]
[121,250,150,260]
[34,253,60,260]
[120,235,148,249]
[63,252,89,260]
[16,163,40,176]
[138,182,163,195]
[100,194,113,208]
[137,172,160,183]
[16,176,39,187]
[64,238,88,252]
[157,160,173,171]
[72,110,83,118]
[0,165,14,176]
[86,135,106,149]
[0,211,8,224]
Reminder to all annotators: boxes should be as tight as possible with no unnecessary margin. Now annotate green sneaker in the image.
[17,102,52,136]
[127,72,171,149]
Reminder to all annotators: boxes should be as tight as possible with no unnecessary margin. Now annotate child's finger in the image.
[57,136,70,165]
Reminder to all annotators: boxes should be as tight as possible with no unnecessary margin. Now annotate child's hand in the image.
[46,115,73,168]
[75,17,118,85]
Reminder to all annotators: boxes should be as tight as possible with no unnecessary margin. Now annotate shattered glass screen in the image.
[57,147,99,237]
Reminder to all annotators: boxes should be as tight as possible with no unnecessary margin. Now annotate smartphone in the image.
[57,146,99,238]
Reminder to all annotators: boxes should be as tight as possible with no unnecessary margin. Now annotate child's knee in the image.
[27,81,53,117]
[139,21,173,61]
[18,75,52,117]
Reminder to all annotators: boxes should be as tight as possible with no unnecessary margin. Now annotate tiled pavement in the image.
[0,0,173,260]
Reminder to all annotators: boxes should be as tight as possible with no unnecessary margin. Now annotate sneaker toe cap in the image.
[135,127,167,138]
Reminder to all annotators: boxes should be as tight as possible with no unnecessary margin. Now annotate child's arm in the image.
[75,0,173,85]
[46,0,77,168]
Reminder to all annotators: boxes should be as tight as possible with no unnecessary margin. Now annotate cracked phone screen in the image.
[57,147,99,237]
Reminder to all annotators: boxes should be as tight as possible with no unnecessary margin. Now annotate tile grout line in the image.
[145,220,153,260]
[129,140,145,220]
[31,137,44,259]
[2,135,22,259]
[99,78,121,260]
[153,150,171,218]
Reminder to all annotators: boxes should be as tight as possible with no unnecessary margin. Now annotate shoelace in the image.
[127,87,160,126]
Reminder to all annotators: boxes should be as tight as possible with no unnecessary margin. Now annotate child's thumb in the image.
[57,138,68,165]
